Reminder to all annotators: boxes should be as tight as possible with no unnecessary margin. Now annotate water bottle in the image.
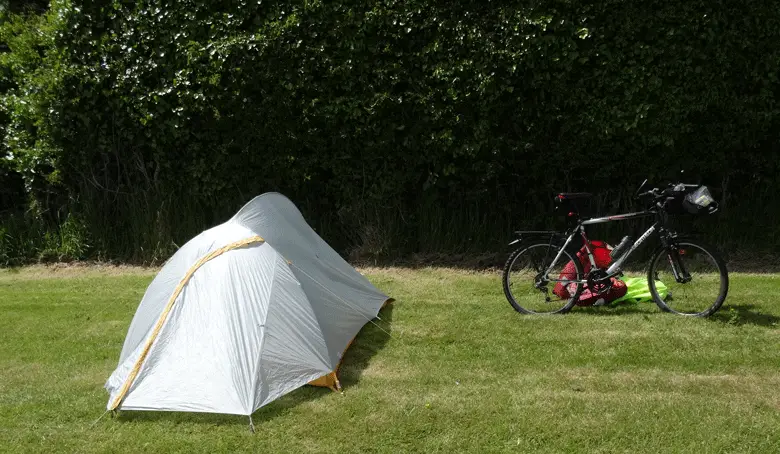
[610,235,633,260]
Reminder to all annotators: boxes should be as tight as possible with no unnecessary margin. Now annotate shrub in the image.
[1,0,779,264]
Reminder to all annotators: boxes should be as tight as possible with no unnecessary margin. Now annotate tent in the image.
[104,193,392,416]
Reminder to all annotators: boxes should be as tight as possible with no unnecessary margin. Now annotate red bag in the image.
[553,241,627,306]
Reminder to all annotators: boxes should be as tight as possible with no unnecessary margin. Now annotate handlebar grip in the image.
[637,189,661,199]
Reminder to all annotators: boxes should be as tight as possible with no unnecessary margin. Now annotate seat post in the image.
[555,192,592,225]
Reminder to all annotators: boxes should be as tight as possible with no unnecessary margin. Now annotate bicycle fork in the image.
[661,232,692,284]
[667,248,692,283]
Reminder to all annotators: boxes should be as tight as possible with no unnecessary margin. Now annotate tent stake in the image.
[248,415,256,434]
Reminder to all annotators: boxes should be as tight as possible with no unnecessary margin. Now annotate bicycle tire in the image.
[647,238,729,317]
[502,241,584,315]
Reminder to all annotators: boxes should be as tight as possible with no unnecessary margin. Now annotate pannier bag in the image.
[553,240,628,306]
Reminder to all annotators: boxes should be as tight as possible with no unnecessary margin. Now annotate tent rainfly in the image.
[104,193,392,416]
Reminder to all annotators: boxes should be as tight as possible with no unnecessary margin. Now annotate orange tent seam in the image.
[307,297,394,391]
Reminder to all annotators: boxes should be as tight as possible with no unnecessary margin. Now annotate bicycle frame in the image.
[541,209,663,284]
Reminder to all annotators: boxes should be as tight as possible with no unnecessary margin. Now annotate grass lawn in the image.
[1,266,779,453]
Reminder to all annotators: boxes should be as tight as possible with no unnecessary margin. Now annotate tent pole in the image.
[248,415,256,434]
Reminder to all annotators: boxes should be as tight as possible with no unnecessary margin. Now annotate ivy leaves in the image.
[1,0,779,261]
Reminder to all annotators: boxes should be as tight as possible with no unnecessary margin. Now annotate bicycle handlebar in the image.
[636,188,663,200]
[632,179,717,214]
[637,181,699,200]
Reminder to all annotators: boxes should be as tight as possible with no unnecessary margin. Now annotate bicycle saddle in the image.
[556,192,592,200]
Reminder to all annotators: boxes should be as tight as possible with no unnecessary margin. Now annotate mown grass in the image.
[1,266,779,453]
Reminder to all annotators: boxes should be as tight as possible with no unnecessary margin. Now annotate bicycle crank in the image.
[586,270,614,295]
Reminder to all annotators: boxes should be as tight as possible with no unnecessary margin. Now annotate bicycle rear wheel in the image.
[502,242,583,314]
[647,239,729,317]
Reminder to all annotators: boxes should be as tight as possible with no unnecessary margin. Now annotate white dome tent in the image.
[105,193,392,418]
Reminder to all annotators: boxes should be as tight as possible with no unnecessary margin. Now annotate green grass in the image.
[1,266,780,453]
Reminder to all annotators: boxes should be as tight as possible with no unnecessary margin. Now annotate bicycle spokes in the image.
[505,244,581,314]
[653,243,726,315]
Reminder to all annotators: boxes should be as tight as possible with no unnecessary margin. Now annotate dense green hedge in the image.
[1,0,779,265]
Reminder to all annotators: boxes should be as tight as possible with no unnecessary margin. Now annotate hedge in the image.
[0,0,778,264]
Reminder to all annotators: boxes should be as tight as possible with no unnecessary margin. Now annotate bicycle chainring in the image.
[586,269,612,295]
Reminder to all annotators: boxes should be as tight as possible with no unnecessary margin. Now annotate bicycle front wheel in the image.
[502,242,584,315]
[648,239,729,317]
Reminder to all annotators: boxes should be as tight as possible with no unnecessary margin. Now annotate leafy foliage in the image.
[1,0,779,263]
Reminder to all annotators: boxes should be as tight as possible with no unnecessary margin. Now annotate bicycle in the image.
[502,180,729,317]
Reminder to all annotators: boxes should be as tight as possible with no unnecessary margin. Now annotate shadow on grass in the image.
[338,302,393,387]
[575,303,780,327]
[573,303,658,316]
[710,304,780,327]
[116,304,394,428]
